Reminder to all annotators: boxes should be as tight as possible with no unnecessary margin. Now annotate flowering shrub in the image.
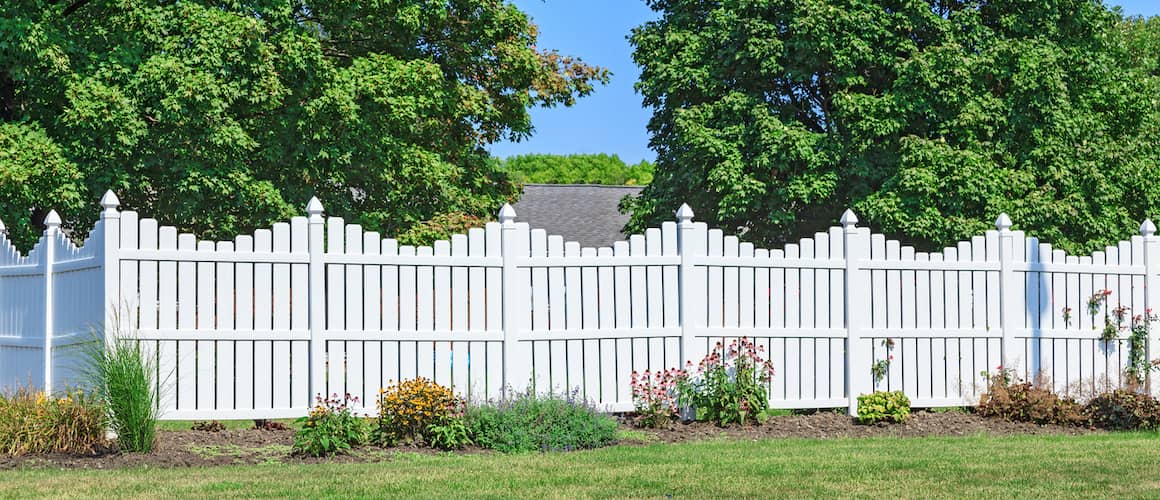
[856,391,910,424]
[293,394,367,457]
[629,368,683,428]
[374,378,462,446]
[465,388,617,453]
[0,387,106,455]
[676,337,775,426]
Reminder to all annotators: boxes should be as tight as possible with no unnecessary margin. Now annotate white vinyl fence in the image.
[2,191,1159,419]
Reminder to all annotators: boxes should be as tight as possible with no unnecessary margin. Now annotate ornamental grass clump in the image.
[0,387,106,455]
[465,388,617,453]
[83,332,160,453]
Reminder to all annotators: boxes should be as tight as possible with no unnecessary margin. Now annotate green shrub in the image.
[676,337,775,426]
[857,391,911,424]
[83,333,160,453]
[293,394,368,457]
[976,369,1085,426]
[0,387,106,455]
[1085,390,1160,430]
[465,389,617,453]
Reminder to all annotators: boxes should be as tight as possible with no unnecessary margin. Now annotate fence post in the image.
[1141,219,1159,397]
[996,214,1020,374]
[306,197,327,405]
[676,204,706,369]
[41,211,61,395]
[499,204,531,395]
[99,191,121,350]
[841,209,871,416]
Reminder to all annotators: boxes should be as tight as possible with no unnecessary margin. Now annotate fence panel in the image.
[3,192,1160,418]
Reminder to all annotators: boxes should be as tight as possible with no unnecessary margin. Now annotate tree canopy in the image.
[500,153,654,185]
[0,0,607,250]
[625,0,1160,254]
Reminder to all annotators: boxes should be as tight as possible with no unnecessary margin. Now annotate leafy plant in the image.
[293,394,367,457]
[427,417,472,451]
[83,333,160,453]
[0,387,106,455]
[373,378,461,446]
[676,337,775,426]
[857,391,911,424]
[1085,390,1160,431]
[465,388,617,453]
[629,368,683,428]
[976,369,1085,426]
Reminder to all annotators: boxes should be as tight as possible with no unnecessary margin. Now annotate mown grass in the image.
[3,432,1160,498]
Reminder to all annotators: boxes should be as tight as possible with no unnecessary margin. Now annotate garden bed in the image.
[0,410,1097,470]
[642,409,1095,444]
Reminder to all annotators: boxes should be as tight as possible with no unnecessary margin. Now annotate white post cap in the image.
[498,203,517,224]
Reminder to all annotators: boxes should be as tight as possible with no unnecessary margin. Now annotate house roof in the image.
[511,184,644,248]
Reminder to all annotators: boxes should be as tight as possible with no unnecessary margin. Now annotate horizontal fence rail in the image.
[2,192,1159,418]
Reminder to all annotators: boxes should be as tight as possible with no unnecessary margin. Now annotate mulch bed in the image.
[0,411,1097,470]
[641,410,1096,444]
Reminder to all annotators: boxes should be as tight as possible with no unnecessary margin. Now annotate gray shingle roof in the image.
[511,184,644,248]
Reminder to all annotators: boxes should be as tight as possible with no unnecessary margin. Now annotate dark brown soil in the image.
[641,410,1097,444]
[0,411,1097,470]
[0,428,468,471]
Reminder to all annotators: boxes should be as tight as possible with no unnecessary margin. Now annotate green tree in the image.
[0,123,85,249]
[625,0,1160,254]
[501,153,654,185]
[0,0,608,251]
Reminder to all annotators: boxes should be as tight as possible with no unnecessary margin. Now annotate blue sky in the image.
[489,1,1160,164]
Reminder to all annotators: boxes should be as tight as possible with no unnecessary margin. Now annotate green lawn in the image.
[3,432,1159,498]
